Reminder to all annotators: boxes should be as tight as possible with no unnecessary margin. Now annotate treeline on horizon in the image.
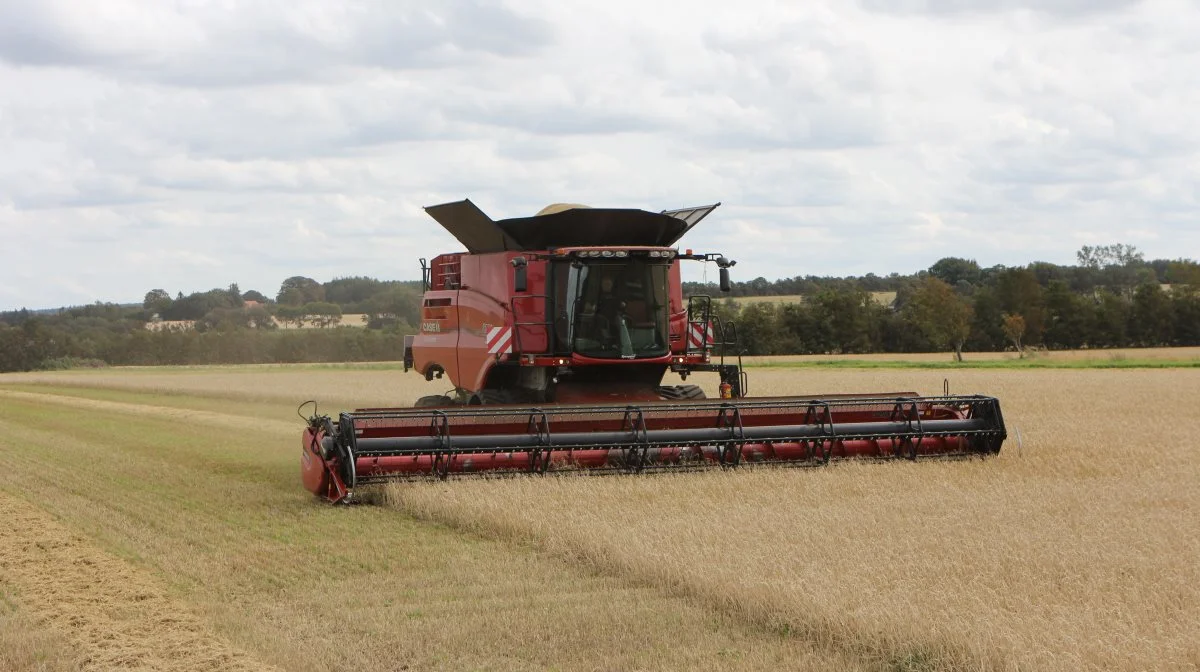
[2,244,1199,372]
[695,245,1200,357]
[0,276,424,372]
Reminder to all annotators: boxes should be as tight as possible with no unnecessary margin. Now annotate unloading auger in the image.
[301,200,1006,502]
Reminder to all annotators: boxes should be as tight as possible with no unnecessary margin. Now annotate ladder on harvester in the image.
[685,295,748,398]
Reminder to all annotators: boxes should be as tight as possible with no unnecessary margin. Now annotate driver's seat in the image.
[624,299,652,327]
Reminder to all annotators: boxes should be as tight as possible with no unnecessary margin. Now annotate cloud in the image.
[0,0,553,86]
[1,0,1199,310]
[855,0,1142,17]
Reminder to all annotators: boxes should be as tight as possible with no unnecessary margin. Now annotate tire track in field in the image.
[0,492,277,672]
[0,389,296,436]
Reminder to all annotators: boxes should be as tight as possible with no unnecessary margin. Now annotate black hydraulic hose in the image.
[343,394,1001,421]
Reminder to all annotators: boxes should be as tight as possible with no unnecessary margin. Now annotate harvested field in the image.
[0,492,271,672]
[2,359,1198,670]
[0,377,851,671]
[1,585,79,672]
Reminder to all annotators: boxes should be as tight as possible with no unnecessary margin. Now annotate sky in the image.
[1,0,1198,310]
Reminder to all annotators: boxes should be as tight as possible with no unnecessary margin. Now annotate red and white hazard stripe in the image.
[687,322,715,350]
[486,325,513,355]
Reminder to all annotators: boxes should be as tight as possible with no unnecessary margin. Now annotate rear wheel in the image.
[656,384,706,401]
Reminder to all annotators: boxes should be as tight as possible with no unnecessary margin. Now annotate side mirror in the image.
[512,256,528,292]
[719,267,731,292]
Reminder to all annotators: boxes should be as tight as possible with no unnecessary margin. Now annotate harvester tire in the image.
[414,395,454,408]
[657,384,706,401]
[477,389,523,406]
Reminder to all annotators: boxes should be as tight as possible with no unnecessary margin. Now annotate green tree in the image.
[0,319,60,370]
[1001,314,1026,355]
[226,283,244,308]
[1078,244,1147,298]
[1092,290,1130,347]
[1172,286,1200,345]
[245,304,276,330]
[143,289,172,316]
[928,257,981,288]
[160,287,240,321]
[903,277,973,361]
[996,268,1045,345]
[303,302,343,328]
[734,303,782,355]
[747,277,772,296]
[1077,243,1144,269]
[196,307,244,333]
[277,276,324,306]
[1130,284,1173,346]
[274,305,307,328]
[324,276,390,307]
[363,286,421,329]
[777,303,830,354]
[1166,260,1200,287]
[1029,261,1068,287]
[195,302,277,332]
[1043,280,1095,349]
[967,287,1005,351]
[811,288,878,354]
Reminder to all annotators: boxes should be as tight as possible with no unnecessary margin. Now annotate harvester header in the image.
[301,199,1006,502]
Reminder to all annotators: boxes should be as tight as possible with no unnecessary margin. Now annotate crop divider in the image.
[338,412,360,489]
[428,410,454,479]
[621,406,651,472]
[715,403,746,467]
[525,409,553,474]
[888,399,924,460]
[803,402,835,464]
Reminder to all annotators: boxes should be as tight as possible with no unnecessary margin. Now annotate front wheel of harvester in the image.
[414,394,454,408]
[656,384,706,401]
[477,388,524,405]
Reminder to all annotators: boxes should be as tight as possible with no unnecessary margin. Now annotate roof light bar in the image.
[572,248,673,258]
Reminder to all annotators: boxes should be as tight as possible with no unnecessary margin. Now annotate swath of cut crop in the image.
[0,389,296,435]
[0,492,275,672]
[0,587,79,672]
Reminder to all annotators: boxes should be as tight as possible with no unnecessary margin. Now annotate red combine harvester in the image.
[302,201,1006,502]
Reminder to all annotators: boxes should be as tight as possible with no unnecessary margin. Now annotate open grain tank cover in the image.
[423,199,721,253]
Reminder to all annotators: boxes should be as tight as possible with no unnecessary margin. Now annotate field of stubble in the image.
[1,360,1197,671]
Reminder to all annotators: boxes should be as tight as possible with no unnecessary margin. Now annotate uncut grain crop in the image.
[386,368,1200,671]
[741,344,1200,366]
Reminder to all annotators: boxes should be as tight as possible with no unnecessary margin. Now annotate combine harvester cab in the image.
[302,200,1007,503]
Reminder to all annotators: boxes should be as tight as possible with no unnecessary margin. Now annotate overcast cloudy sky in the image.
[2,0,1198,310]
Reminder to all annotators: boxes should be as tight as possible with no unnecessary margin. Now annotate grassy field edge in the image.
[11,348,1200,377]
